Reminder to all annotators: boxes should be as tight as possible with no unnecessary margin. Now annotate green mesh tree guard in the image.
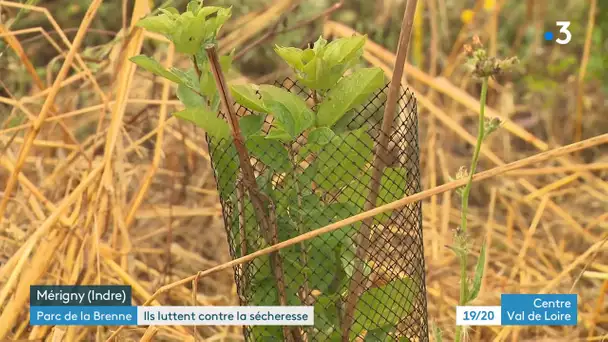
[206,78,428,341]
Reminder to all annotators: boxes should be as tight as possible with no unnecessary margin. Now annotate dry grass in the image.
[0,0,607,341]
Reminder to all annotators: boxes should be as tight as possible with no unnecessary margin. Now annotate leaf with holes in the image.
[172,13,207,54]
[231,84,269,113]
[171,6,232,54]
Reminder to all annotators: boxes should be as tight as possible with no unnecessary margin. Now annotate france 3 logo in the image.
[544,21,572,45]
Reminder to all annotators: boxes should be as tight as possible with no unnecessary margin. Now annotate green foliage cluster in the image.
[130,1,418,340]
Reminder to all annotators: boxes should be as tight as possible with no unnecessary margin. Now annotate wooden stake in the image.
[340,0,419,339]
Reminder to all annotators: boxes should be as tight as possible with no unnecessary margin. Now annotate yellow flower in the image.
[460,9,475,25]
[484,0,496,11]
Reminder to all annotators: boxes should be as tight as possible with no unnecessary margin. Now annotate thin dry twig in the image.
[0,0,103,223]
[0,23,92,167]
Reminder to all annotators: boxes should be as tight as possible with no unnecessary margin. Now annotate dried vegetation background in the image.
[0,0,607,341]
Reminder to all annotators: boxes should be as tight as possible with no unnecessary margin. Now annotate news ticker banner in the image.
[31,306,314,326]
[30,285,312,326]
[30,286,576,326]
[456,294,577,326]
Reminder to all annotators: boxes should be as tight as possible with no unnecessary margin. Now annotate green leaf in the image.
[239,114,266,138]
[323,35,367,67]
[136,15,174,36]
[199,69,216,98]
[275,217,300,242]
[176,69,205,107]
[129,55,182,83]
[312,35,328,54]
[159,7,179,16]
[250,326,283,340]
[314,127,373,191]
[173,106,230,140]
[274,45,305,70]
[274,35,367,90]
[171,68,197,88]
[301,56,324,84]
[172,12,206,54]
[337,166,407,225]
[251,256,280,305]
[352,277,416,335]
[316,67,385,127]
[245,136,291,172]
[255,169,275,202]
[308,127,335,145]
[206,6,232,35]
[259,85,315,140]
[364,325,394,341]
[376,167,408,224]
[211,140,238,198]
[186,0,200,13]
[300,202,359,252]
[281,249,308,291]
[131,4,231,55]
[177,83,205,107]
[219,50,234,73]
[196,6,224,18]
[340,240,356,280]
[299,55,342,90]
[227,190,268,255]
[230,84,269,113]
[467,242,487,303]
[314,293,341,338]
[264,127,291,142]
[304,237,342,293]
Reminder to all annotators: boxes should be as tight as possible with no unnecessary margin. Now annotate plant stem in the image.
[454,76,488,342]
[460,77,488,235]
